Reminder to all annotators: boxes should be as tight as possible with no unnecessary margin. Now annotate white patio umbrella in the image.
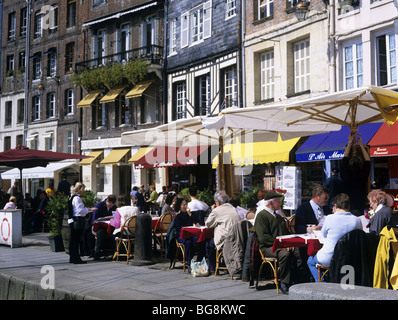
[213,86,398,136]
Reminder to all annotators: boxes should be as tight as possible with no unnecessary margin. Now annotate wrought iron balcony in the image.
[75,45,163,72]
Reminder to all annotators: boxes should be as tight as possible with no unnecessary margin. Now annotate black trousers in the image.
[69,217,86,262]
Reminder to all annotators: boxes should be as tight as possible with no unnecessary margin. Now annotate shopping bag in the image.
[190,257,209,277]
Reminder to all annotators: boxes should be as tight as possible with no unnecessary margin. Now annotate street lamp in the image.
[295,1,310,22]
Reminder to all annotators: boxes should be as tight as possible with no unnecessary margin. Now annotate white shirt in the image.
[72,195,89,217]
[310,199,324,222]
[188,199,209,212]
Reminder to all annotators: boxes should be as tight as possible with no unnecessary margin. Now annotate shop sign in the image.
[297,150,344,162]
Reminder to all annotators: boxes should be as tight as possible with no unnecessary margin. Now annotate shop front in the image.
[368,122,398,197]
[295,123,383,200]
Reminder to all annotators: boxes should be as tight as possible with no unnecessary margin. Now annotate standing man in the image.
[324,168,343,209]
[57,174,71,196]
[254,192,304,294]
[295,185,331,234]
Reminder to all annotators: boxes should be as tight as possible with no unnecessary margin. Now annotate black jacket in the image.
[329,229,379,287]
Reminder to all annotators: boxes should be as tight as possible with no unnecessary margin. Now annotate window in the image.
[142,21,154,55]
[32,96,40,121]
[30,135,39,150]
[65,89,74,115]
[5,102,12,126]
[47,49,56,77]
[169,19,177,55]
[287,0,311,9]
[16,135,23,147]
[196,74,211,116]
[92,101,106,129]
[258,0,274,20]
[343,42,363,89]
[377,33,397,86]
[66,130,73,154]
[19,52,25,73]
[34,11,42,38]
[116,96,131,126]
[67,0,76,28]
[226,0,237,19]
[338,0,360,15]
[33,53,41,80]
[44,133,55,151]
[4,137,11,151]
[49,5,58,33]
[6,55,14,77]
[17,99,24,124]
[294,39,310,93]
[117,24,129,61]
[260,50,275,100]
[176,82,187,119]
[181,1,211,48]
[93,30,105,66]
[93,0,106,6]
[47,93,55,118]
[224,65,238,108]
[65,42,74,72]
[20,8,27,36]
[8,12,16,41]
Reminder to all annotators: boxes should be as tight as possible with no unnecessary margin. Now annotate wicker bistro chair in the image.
[316,263,329,282]
[113,215,136,263]
[173,239,187,272]
[152,212,173,255]
[256,249,279,294]
[215,249,229,276]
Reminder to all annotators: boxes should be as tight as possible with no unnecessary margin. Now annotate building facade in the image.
[0,0,88,193]
[76,0,165,198]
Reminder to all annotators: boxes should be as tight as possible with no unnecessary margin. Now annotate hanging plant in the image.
[124,58,148,84]
[100,63,126,89]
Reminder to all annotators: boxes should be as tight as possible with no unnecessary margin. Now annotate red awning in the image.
[368,122,398,157]
[133,146,210,169]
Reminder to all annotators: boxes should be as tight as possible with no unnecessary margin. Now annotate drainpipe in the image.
[329,0,336,93]
[240,0,246,108]
[23,0,31,145]
[162,0,168,124]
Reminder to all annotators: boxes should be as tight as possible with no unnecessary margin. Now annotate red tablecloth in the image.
[152,217,161,232]
[180,226,214,243]
[272,236,323,256]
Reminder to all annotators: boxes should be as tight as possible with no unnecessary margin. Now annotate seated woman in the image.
[173,197,206,270]
[109,194,138,238]
[161,193,177,216]
[307,193,362,282]
[3,196,17,209]
[367,189,398,235]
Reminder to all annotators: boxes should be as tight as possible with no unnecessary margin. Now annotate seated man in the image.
[295,185,331,234]
[205,190,241,273]
[188,186,209,225]
[91,195,117,260]
[307,193,362,281]
[254,191,304,294]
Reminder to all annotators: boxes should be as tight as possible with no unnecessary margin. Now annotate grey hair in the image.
[214,190,229,204]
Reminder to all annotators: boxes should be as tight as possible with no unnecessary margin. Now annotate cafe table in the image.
[92,217,112,236]
[151,216,161,232]
[180,226,214,243]
[272,234,323,256]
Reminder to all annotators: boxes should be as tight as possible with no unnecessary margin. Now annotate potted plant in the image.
[240,187,261,211]
[46,193,68,252]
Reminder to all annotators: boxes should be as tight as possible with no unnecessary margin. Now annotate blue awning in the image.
[296,123,383,162]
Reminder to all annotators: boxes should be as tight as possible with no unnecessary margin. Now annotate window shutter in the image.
[203,1,212,39]
[181,12,189,48]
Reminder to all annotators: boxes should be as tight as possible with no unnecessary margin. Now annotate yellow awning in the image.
[125,80,154,99]
[79,150,104,166]
[368,85,398,126]
[77,90,103,108]
[128,147,154,163]
[99,85,128,104]
[212,136,299,167]
[100,148,130,165]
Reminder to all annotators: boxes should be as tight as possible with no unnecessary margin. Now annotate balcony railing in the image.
[75,45,163,72]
